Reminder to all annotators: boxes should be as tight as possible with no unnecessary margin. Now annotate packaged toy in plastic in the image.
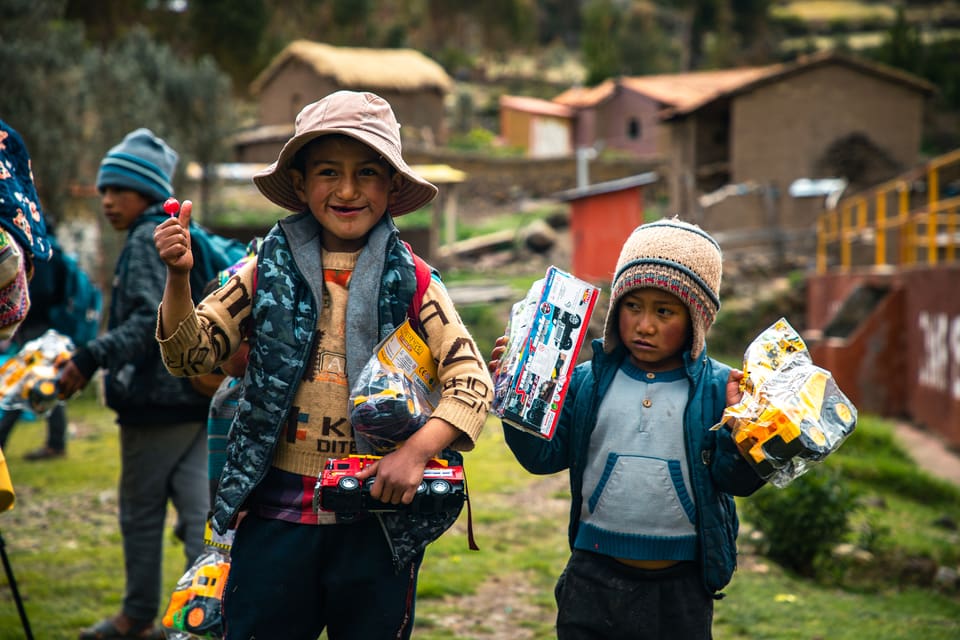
[491,266,599,440]
[716,317,857,487]
[162,521,234,639]
[0,329,74,417]
[349,319,439,451]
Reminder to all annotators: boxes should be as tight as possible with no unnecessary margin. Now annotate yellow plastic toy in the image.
[718,318,857,487]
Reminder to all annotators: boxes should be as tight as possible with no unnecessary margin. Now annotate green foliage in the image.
[581,0,621,85]
[744,466,859,576]
[188,0,269,87]
[82,26,237,200]
[0,0,89,218]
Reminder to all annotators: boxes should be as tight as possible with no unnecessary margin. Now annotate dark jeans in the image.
[223,514,422,640]
[0,402,67,451]
[555,550,714,640]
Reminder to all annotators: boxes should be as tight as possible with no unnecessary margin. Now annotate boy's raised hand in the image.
[154,198,194,274]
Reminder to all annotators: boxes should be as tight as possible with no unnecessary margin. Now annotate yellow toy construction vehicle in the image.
[719,318,857,487]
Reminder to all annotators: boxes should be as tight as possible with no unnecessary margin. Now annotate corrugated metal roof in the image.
[250,40,453,95]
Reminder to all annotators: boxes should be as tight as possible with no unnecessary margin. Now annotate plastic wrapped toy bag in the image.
[0,329,74,417]
[162,548,230,639]
[349,319,439,451]
[715,317,857,488]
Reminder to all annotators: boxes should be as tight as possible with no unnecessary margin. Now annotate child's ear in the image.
[386,173,404,206]
[290,168,308,203]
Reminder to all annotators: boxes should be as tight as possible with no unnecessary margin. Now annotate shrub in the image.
[744,465,859,577]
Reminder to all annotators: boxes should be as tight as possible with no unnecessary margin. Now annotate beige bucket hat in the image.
[253,90,438,216]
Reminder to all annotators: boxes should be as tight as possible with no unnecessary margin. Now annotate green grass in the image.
[1,383,958,639]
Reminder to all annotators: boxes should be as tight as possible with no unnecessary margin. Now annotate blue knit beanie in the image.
[96,128,178,203]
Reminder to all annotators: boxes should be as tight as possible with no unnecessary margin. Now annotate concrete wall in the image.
[590,90,664,157]
[731,64,924,189]
[807,266,960,448]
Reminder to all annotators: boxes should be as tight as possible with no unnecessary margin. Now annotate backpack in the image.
[140,212,249,305]
[404,241,433,334]
[47,244,103,347]
[187,224,249,305]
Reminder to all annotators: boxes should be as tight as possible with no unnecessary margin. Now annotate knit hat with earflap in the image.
[96,128,178,203]
[603,218,722,360]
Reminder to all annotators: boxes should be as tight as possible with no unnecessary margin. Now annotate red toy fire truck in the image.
[313,455,465,515]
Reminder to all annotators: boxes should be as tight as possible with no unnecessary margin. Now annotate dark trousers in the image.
[555,550,714,640]
[0,403,67,451]
[223,514,422,640]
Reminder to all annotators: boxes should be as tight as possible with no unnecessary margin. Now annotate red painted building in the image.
[555,173,658,284]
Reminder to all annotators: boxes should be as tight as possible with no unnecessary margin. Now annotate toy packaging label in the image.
[491,266,599,440]
[714,317,858,488]
[202,520,234,553]
[374,319,438,403]
[348,319,439,451]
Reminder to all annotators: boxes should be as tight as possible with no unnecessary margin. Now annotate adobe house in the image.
[235,40,453,163]
[498,95,574,158]
[554,172,658,284]
[661,50,935,251]
[552,66,775,159]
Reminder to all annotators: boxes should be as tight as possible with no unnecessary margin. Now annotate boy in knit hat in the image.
[60,129,210,640]
[489,218,766,639]
[153,90,492,639]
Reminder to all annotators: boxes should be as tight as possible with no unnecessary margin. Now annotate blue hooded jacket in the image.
[503,339,765,596]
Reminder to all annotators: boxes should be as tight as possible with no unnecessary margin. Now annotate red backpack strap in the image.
[403,241,432,334]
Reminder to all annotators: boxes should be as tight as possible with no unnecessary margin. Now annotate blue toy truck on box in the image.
[491,266,599,440]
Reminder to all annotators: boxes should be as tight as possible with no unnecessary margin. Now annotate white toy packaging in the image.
[492,266,599,439]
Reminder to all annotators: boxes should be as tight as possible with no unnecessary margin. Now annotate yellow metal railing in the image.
[816,147,960,273]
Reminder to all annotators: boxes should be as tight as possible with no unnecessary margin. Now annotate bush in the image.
[744,466,859,577]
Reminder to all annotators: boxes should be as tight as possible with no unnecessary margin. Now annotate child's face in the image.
[617,288,691,372]
[290,135,402,252]
[100,187,151,231]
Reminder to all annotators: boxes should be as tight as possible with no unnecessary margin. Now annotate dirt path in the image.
[422,472,570,639]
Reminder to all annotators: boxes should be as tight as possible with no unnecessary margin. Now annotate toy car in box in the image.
[313,454,465,515]
[491,266,599,440]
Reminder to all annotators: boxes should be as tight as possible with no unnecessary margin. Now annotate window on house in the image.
[627,118,641,140]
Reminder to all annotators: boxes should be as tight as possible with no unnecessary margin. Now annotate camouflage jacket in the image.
[212,213,463,571]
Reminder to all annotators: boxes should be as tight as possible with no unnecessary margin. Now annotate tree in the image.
[82,27,237,216]
[581,0,621,85]
[187,0,269,90]
[0,0,89,222]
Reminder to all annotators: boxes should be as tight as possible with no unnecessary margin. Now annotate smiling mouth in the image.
[331,205,363,214]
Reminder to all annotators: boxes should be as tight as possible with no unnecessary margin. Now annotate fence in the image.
[816,148,960,273]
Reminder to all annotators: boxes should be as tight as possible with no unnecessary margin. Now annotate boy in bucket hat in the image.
[489,218,766,639]
[154,91,492,639]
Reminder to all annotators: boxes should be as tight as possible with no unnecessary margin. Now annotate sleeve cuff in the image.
[71,346,98,380]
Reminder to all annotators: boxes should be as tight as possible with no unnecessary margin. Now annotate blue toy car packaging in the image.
[491,266,599,440]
